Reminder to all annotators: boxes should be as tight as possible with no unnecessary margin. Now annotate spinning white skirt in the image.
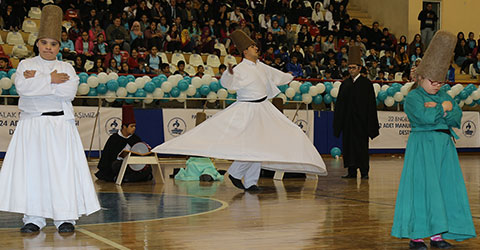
[153,100,327,175]
[0,115,100,220]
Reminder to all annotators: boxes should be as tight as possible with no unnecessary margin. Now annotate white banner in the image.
[370,111,480,149]
[162,108,314,142]
[0,106,121,151]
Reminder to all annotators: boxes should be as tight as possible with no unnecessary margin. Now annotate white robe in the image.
[0,56,100,221]
[153,59,327,176]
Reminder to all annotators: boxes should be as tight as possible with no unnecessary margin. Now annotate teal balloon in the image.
[459,90,468,100]
[106,80,119,91]
[125,93,134,103]
[2,89,8,95]
[333,97,337,103]
[89,73,97,77]
[278,84,288,93]
[304,81,313,87]
[161,93,170,102]
[79,72,88,83]
[325,84,333,93]
[178,80,189,91]
[226,93,236,104]
[387,87,397,96]
[183,76,192,84]
[158,74,168,82]
[96,84,108,94]
[466,84,476,93]
[194,89,202,98]
[313,94,323,104]
[441,84,451,91]
[299,84,310,94]
[118,76,128,87]
[392,82,402,90]
[152,78,162,88]
[376,99,380,106]
[135,88,147,98]
[330,147,341,157]
[209,81,220,92]
[454,96,461,103]
[87,88,97,96]
[170,86,180,97]
[468,101,476,107]
[8,68,16,78]
[200,84,211,96]
[378,90,388,101]
[127,75,136,82]
[0,71,7,79]
[476,99,480,105]
[144,81,155,93]
[8,85,17,95]
[324,94,333,104]
[293,93,302,101]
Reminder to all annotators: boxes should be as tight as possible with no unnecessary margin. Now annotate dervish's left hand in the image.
[424,101,437,108]
[23,70,36,79]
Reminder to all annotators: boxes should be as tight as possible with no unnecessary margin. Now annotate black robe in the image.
[95,133,151,182]
[333,75,379,176]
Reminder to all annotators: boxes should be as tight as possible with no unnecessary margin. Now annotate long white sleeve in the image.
[15,60,54,97]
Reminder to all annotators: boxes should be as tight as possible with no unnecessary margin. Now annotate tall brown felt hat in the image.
[38,5,63,42]
[415,31,457,82]
[230,30,256,53]
[348,46,362,65]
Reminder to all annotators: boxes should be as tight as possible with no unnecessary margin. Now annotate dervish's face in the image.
[244,44,259,61]
[37,38,60,61]
[420,77,442,95]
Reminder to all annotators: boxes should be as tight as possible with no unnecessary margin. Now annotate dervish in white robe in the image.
[152,58,327,189]
[0,56,100,229]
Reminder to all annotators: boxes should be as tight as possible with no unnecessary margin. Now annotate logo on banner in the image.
[462,120,476,137]
[105,117,122,135]
[295,119,309,134]
[168,117,186,137]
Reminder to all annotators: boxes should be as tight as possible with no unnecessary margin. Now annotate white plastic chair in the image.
[394,72,403,81]
[12,44,29,58]
[214,43,227,56]
[62,21,72,32]
[204,65,215,76]
[64,60,75,66]
[0,35,4,45]
[171,52,186,66]
[22,20,38,33]
[379,50,386,58]
[169,63,177,74]
[6,32,25,45]
[157,52,169,64]
[27,33,38,46]
[223,54,237,66]
[85,60,94,71]
[206,54,221,67]
[28,7,42,19]
[184,64,196,76]
[189,53,204,67]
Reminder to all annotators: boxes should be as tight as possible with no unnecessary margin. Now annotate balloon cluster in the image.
[445,83,480,108]
[277,80,339,105]
[0,69,18,96]
[76,72,236,104]
[373,82,413,107]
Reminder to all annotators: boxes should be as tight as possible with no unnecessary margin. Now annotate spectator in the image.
[130,21,146,51]
[136,1,151,22]
[189,20,202,47]
[387,71,395,81]
[88,18,106,43]
[89,57,105,73]
[380,49,395,73]
[326,57,341,79]
[304,59,321,79]
[312,2,325,25]
[395,46,410,72]
[181,1,198,26]
[198,26,215,54]
[103,44,124,68]
[407,34,424,57]
[157,16,170,38]
[417,3,437,48]
[145,20,164,50]
[195,65,204,77]
[74,55,86,72]
[216,64,227,78]
[272,55,285,71]
[353,34,367,56]
[454,38,470,73]
[166,24,181,52]
[410,47,423,66]
[145,46,162,73]
[0,57,11,70]
[60,31,76,60]
[375,70,387,81]
[75,31,95,60]
[263,32,278,52]
[106,17,131,52]
[291,44,305,64]
[93,33,109,57]
[229,6,244,24]
[107,58,120,73]
[120,62,131,74]
[180,29,194,52]
[322,34,337,53]
[381,28,397,51]
[297,25,312,47]
[467,32,477,51]
[174,60,187,76]
[262,46,275,62]
[285,23,297,51]
[270,20,286,45]
[286,55,304,77]
[150,1,163,23]
[218,19,232,49]
[217,4,229,26]
[237,19,252,38]
[470,53,480,79]
[68,18,83,43]
[368,61,380,80]
[339,58,349,73]
[305,45,320,64]
[336,46,349,65]
[367,21,382,49]
[366,48,380,66]
[3,4,20,31]
[127,48,140,70]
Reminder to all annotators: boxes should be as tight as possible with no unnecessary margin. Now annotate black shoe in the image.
[430,240,453,249]
[58,223,75,233]
[341,174,357,178]
[228,174,245,190]
[20,223,40,233]
[409,240,427,250]
[361,175,369,179]
[245,185,261,193]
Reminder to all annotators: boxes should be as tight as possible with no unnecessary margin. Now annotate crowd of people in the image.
[0,0,476,82]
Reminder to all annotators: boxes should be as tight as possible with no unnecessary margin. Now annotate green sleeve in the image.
[443,96,462,129]
[404,91,444,126]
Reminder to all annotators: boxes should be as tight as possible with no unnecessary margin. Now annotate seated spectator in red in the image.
[104,44,125,69]
[93,33,108,57]
[382,28,397,51]
[286,55,304,78]
[88,57,105,73]
[75,31,95,60]
[262,46,275,62]
[89,18,106,43]
[127,48,140,70]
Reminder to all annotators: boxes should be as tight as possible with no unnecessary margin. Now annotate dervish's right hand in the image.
[50,70,70,84]
[424,101,437,108]
[228,64,234,74]
[23,70,36,79]
[441,101,453,111]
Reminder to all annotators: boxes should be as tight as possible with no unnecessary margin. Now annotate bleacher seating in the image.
[157,52,168,64]
[12,44,29,58]
[223,54,238,66]
[206,54,221,68]
[6,32,24,45]
[28,7,42,19]
[184,64,196,75]
[22,20,38,33]
[27,33,37,46]
[204,65,215,76]
[189,53,204,67]
[171,52,186,66]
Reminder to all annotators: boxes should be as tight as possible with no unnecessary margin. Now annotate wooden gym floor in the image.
[1,154,480,249]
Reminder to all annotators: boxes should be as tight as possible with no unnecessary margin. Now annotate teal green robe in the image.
[391,87,476,240]
[174,157,224,181]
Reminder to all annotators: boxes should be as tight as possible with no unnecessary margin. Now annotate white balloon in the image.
[308,86,318,96]
[330,87,339,98]
[207,92,217,103]
[186,85,197,96]
[459,100,465,108]
[447,90,456,98]
[161,81,173,92]
[126,82,138,93]
[142,75,152,82]
[108,72,118,80]
[465,96,473,105]
[333,81,342,88]
[302,94,312,104]
[168,75,180,86]
[143,93,154,104]
[290,81,301,92]
[10,73,16,82]
[285,87,296,98]
[202,74,213,85]
[384,96,395,107]
[227,89,236,94]
[471,90,480,100]
[174,74,183,83]
[316,83,326,94]
[393,92,404,102]
[217,88,228,99]
[87,75,99,88]
[77,83,89,95]
[381,84,390,91]
[277,93,287,104]
[176,92,187,102]
[400,85,410,96]
[116,87,128,97]
[0,77,12,90]
[153,88,164,98]
[105,91,116,102]
[191,77,203,88]
[97,72,108,84]
[135,77,146,89]
[372,83,381,93]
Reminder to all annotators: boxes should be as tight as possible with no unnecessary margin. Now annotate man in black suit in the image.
[333,46,379,179]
